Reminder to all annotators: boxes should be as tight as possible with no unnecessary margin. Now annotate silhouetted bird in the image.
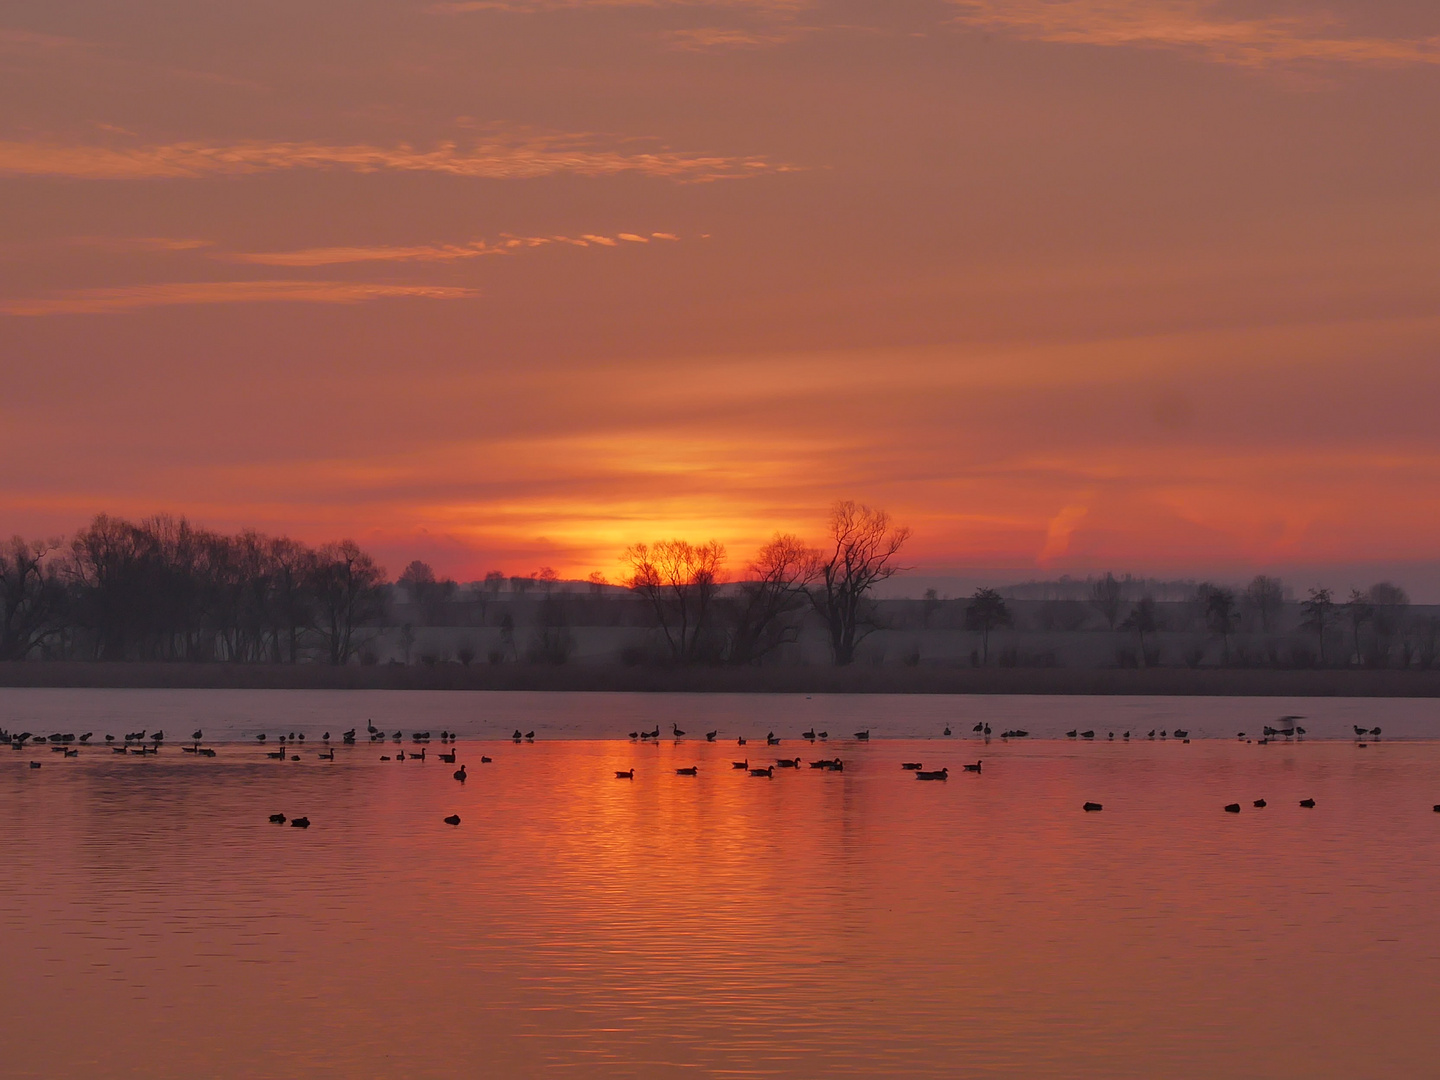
[29,761,40,769]
[444,814,461,826]
[972,723,983,733]
[439,749,456,764]
[855,730,870,741]
[706,731,717,741]
[776,758,801,768]
[915,768,948,780]
[944,726,952,736]
[629,731,639,739]
[901,762,923,770]
[673,725,685,738]
[1082,801,1102,812]
[1081,731,1095,739]
[733,760,748,769]
[192,730,203,741]
[615,769,634,779]
[290,816,310,828]
[1254,799,1267,808]
[750,766,774,777]
[1224,803,1241,813]
[1066,730,1078,738]
[737,736,747,746]
[963,761,982,773]
[480,756,492,763]
[1300,798,1316,808]
[817,731,828,739]
[525,731,535,740]
[269,813,286,824]
[803,729,816,740]
[676,766,698,776]
[454,764,467,782]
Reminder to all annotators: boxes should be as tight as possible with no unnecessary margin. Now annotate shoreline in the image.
[3,662,1440,696]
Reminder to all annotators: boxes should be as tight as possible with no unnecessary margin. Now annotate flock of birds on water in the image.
[5,716,1427,826]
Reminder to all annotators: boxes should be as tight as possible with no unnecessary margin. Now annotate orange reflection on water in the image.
[3,737,1440,1077]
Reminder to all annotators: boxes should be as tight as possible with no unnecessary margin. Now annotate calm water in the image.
[4,692,1440,1078]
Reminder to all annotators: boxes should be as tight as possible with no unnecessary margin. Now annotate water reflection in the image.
[4,734,1439,1077]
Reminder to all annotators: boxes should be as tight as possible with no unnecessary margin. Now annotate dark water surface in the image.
[4,693,1440,1078]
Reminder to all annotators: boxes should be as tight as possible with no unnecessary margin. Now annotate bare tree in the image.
[625,539,727,663]
[1088,573,1125,631]
[1120,595,1159,666]
[1344,588,1373,666]
[1197,584,1237,665]
[1243,575,1285,633]
[0,537,64,660]
[726,533,819,666]
[810,501,910,666]
[1299,587,1335,666]
[310,541,386,665]
[587,571,609,596]
[1367,582,1409,667]
[965,587,1011,665]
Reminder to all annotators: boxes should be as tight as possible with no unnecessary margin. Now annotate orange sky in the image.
[2,1,1439,589]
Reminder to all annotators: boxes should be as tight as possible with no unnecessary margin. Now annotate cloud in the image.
[2,280,476,316]
[0,131,783,182]
[430,1,810,12]
[948,1,1440,67]
[228,232,678,265]
[664,26,807,49]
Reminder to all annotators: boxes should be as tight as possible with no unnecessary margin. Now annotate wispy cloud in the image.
[949,1,1440,67]
[430,1,810,12]
[663,25,808,49]
[2,280,476,316]
[0,131,782,182]
[227,231,681,266]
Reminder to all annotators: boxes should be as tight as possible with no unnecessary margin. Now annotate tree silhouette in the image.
[1197,584,1237,665]
[726,533,819,666]
[1089,573,1125,631]
[1300,587,1335,666]
[1120,595,1159,666]
[965,587,1011,665]
[810,501,910,666]
[624,539,726,662]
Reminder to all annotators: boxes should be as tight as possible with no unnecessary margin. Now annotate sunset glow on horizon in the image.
[4,1,1439,588]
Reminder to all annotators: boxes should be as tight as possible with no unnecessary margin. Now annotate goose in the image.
[809,760,831,768]
[29,761,40,769]
[269,813,286,824]
[749,766,774,777]
[1299,798,1316,808]
[412,748,426,761]
[901,762,923,770]
[1080,730,1095,739]
[706,731,718,742]
[257,733,267,742]
[198,748,216,757]
[827,759,844,771]
[525,732,535,740]
[1224,803,1241,813]
[1174,729,1190,739]
[397,750,406,761]
[983,725,991,736]
[290,816,310,828]
[380,755,391,761]
[1296,726,1307,736]
[1264,726,1278,736]
[962,761,982,773]
[676,766,698,776]
[737,736,747,746]
[972,723,984,733]
[454,764,467,782]
[1160,730,1168,739]
[1122,731,1130,740]
[192,730,203,742]
[290,755,300,761]
[439,750,457,764]
[1353,725,1368,736]
[265,749,285,760]
[1147,730,1155,739]
[391,731,401,742]
[615,769,635,779]
[854,730,870,741]
[367,723,378,735]
[767,732,780,745]
[776,758,801,768]
[1370,727,1382,736]
[1277,728,1293,738]
[513,730,524,741]
[943,726,952,736]
[152,731,164,742]
[817,731,828,739]
[444,814,462,826]
[803,729,816,740]
[639,730,653,741]
[1253,799,1267,808]
[732,760,749,769]
[629,732,639,740]
[673,725,685,738]
[1066,730,1078,738]
[80,733,93,743]
[181,744,198,753]
[480,756,492,763]
[1082,801,1103,811]
[318,749,335,761]
[915,768,948,780]
[105,735,115,743]
[1108,732,1114,740]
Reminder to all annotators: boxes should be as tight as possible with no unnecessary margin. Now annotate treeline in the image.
[0,515,385,664]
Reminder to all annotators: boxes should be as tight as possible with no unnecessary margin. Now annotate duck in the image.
[480,756,492,763]
[1066,730,1078,738]
[1253,799,1267,808]
[1174,729,1189,739]
[915,767,948,780]
[854,730,870,741]
[767,732,780,745]
[732,760,749,769]
[943,726,952,736]
[615,769,635,779]
[749,766,774,777]
[737,736,747,746]
[962,761,982,773]
[817,731,828,739]
[28,761,40,769]
[444,814,461,826]
[1082,801,1103,812]
[1080,730,1095,739]
[318,749,335,761]
[290,816,310,829]
[1299,798,1316,808]
[454,764,467,782]
[269,813,286,824]
[1224,803,1241,813]
[706,731,718,741]
[439,749,457,764]
[676,766,698,776]
[901,762,923,770]
[803,729,816,740]
[775,758,801,768]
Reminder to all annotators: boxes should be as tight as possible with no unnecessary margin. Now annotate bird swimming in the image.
[962,761,981,773]
[676,766,698,776]
[444,814,461,826]
[290,817,310,828]
[615,768,635,779]
[454,764,467,782]
[901,762,923,770]
[750,766,774,777]
[915,767,948,780]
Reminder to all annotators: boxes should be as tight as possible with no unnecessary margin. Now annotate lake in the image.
[4,690,1439,1078]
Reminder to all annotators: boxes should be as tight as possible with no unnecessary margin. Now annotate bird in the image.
[737,736,747,746]
[676,766,698,776]
[943,726,952,736]
[192,730,203,741]
[525,731,535,740]
[1080,730,1095,739]
[290,817,310,828]
[454,764,467,782]
[749,766,774,777]
[1296,726,1307,736]
[673,725,685,738]
[776,758,801,768]
[817,731,828,739]
[439,749,456,764]
[1082,801,1103,812]
[732,760,748,769]
[1253,799,1267,808]
[257,733,267,742]
[803,729,816,740]
[62,748,78,757]
[1224,803,1241,813]
[198,748,216,757]
[1147,730,1155,739]
[972,723,984,733]
[412,748,426,761]
[480,756,492,763]
[1370,727,1382,737]
[915,768,948,780]
[513,730,523,741]
[615,769,635,779]
[318,749,335,761]
[265,749,284,760]
[1066,730,1078,738]
[444,814,461,826]
[629,732,639,740]
[706,731,717,742]
[269,813,286,824]
[983,724,991,736]
[28,761,40,769]
[1354,725,1367,736]
[1299,798,1316,808]
[1174,729,1189,739]
[962,761,982,773]
[1108,732,1114,740]
[767,732,780,745]
[855,730,870,741]
[901,762,923,770]
[380,755,391,761]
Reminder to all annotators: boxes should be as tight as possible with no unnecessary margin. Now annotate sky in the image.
[2,1,1439,593]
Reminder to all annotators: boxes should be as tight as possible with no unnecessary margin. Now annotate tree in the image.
[1344,588,1373,665]
[965,587,1011,665]
[1120,595,1159,666]
[1089,573,1125,631]
[810,501,910,666]
[1243,575,1285,633]
[625,539,726,662]
[309,541,386,665]
[1299,587,1335,666]
[1197,584,1237,664]
[398,560,436,603]
[0,537,64,660]
[726,533,819,666]
[1368,582,1410,667]
[587,571,609,596]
